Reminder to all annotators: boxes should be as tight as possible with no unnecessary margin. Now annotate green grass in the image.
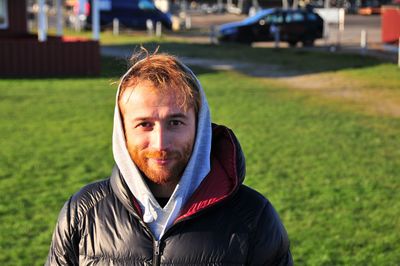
[205,71,400,265]
[0,74,117,264]
[1,54,399,265]
[341,64,400,91]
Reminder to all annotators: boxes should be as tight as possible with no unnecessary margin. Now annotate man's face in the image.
[119,81,196,186]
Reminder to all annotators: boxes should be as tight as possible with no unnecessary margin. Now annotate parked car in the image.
[217,8,324,46]
[357,0,383,15]
[71,0,172,30]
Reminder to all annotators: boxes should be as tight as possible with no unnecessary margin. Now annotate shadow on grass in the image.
[102,41,387,78]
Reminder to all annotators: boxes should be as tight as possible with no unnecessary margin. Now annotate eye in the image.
[136,121,153,129]
[169,120,184,127]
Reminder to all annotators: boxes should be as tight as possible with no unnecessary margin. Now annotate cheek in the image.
[183,127,196,150]
[124,128,147,151]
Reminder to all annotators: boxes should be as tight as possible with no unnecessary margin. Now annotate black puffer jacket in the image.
[46,125,293,265]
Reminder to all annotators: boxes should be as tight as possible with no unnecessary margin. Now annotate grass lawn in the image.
[1,42,399,265]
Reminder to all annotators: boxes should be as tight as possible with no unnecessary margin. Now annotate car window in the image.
[138,0,156,10]
[293,13,304,21]
[307,13,318,21]
[265,13,284,24]
[286,12,304,23]
[243,9,275,24]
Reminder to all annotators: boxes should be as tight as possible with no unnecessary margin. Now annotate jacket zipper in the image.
[137,198,234,266]
[137,219,162,266]
[131,212,162,266]
[153,240,161,266]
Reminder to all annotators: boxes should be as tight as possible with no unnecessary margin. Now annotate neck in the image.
[145,179,177,198]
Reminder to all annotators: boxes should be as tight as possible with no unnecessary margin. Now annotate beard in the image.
[128,143,193,185]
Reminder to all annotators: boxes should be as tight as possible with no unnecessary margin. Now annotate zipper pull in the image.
[154,241,160,255]
[153,240,161,266]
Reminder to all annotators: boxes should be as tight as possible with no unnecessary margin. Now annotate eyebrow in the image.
[132,113,189,122]
[169,113,189,119]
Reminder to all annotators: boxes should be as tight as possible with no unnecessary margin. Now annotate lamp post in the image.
[92,0,99,40]
[38,0,47,42]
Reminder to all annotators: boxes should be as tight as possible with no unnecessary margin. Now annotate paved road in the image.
[324,14,381,45]
[187,13,382,45]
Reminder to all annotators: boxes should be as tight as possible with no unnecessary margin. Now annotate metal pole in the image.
[292,0,298,9]
[398,38,400,68]
[238,0,244,12]
[45,5,49,32]
[79,0,86,14]
[146,19,154,36]
[38,0,47,42]
[76,0,86,31]
[156,21,162,37]
[323,21,329,46]
[210,25,217,44]
[56,0,63,36]
[92,0,100,40]
[185,16,191,29]
[282,0,288,9]
[227,0,232,9]
[113,18,119,35]
[360,29,367,55]
[337,8,345,47]
[274,27,280,48]
[217,0,223,13]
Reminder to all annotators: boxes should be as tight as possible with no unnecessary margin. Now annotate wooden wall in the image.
[0,36,101,77]
[0,0,28,37]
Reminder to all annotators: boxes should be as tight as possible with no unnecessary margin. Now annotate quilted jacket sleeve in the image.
[247,201,293,266]
[45,197,80,266]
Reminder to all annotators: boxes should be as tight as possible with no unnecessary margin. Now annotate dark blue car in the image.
[81,0,172,30]
[217,8,324,46]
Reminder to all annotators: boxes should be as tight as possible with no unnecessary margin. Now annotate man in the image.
[46,50,293,265]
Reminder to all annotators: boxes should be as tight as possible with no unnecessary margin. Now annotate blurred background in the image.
[0,0,399,265]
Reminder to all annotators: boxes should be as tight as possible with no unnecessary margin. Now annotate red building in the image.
[381,5,400,44]
[0,0,100,77]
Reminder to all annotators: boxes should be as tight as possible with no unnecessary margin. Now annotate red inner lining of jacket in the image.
[176,126,239,221]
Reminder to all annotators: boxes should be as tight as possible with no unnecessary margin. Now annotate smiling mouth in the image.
[148,158,173,165]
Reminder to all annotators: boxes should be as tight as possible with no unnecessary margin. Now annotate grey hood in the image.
[112,59,212,240]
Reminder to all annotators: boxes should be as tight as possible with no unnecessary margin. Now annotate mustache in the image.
[145,150,180,160]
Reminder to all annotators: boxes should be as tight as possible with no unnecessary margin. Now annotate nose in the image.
[150,125,170,151]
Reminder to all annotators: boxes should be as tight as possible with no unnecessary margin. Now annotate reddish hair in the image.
[119,49,200,114]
